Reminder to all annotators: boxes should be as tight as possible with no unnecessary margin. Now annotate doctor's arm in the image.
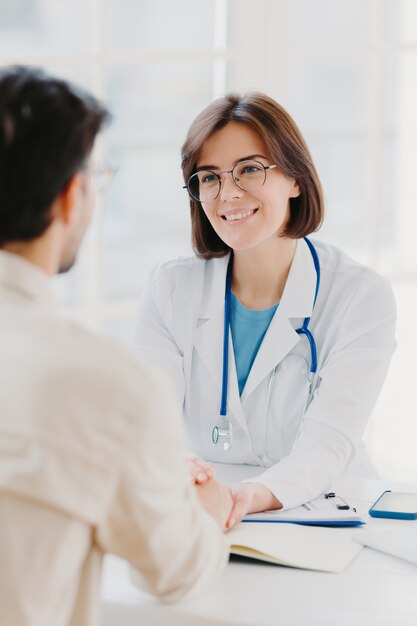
[231,272,397,518]
[134,265,186,408]
[135,265,214,484]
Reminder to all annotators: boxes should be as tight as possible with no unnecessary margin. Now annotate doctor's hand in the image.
[195,477,234,532]
[226,483,283,529]
[185,451,215,484]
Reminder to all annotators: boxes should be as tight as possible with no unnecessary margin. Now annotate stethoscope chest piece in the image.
[212,423,233,451]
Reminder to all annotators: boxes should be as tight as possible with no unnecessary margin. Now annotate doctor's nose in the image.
[218,172,245,202]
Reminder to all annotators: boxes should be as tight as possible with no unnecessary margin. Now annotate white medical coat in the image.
[0,250,227,626]
[135,239,396,509]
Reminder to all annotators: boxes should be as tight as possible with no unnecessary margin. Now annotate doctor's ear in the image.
[289,179,301,198]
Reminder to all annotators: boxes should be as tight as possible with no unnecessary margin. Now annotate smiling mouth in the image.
[222,209,258,222]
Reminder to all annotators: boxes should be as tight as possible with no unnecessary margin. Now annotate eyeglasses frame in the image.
[183,159,278,203]
[83,160,118,192]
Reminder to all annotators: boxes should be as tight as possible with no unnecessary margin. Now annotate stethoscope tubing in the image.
[220,256,233,417]
[214,237,320,449]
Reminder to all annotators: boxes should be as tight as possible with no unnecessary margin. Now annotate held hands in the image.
[185,452,215,484]
[196,480,282,531]
[226,483,283,529]
[185,453,283,530]
[185,452,233,531]
[195,478,234,532]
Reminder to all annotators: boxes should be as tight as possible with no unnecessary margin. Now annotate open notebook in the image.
[227,522,363,573]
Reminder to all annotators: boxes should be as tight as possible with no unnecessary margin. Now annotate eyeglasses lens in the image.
[93,164,117,192]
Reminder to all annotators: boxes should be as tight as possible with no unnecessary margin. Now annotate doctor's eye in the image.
[199,172,219,185]
[242,165,261,174]
[235,160,264,179]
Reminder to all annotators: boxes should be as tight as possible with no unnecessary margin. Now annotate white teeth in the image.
[224,209,255,221]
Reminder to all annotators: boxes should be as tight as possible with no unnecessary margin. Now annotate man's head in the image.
[0,65,110,272]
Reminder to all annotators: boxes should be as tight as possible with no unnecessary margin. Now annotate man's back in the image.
[0,250,227,626]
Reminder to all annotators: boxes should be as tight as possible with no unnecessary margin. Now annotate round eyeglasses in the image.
[84,161,118,192]
[183,159,278,203]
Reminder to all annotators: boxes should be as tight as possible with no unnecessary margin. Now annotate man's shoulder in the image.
[60,316,155,382]
[23,311,158,397]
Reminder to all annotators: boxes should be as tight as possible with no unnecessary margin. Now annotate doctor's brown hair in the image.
[181,92,324,259]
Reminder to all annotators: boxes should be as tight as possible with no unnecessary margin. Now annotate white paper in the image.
[228,522,363,573]
[354,527,417,566]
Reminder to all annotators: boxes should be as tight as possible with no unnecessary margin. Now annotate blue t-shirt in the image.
[230,292,278,396]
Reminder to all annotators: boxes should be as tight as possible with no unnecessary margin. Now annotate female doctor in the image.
[135,92,396,527]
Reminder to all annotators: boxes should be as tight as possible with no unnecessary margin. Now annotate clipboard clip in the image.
[325,492,357,513]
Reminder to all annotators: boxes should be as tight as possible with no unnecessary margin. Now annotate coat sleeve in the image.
[94,356,228,601]
[134,264,186,411]
[249,272,397,510]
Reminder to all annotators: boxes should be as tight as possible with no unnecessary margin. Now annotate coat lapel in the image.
[194,254,249,435]
[193,238,319,428]
[241,238,318,401]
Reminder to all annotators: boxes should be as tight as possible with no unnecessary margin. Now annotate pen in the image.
[324,492,356,512]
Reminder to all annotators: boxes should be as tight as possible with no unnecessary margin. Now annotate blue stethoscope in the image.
[212,237,321,451]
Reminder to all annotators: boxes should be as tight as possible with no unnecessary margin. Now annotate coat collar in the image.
[194,238,319,422]
[197,238,317,321]
[279,237,318,318]
[0,250,60,310]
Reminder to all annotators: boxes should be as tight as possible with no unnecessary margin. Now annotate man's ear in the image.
[55,173,84,225]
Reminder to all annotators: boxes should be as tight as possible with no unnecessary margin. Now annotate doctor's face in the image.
[196,122,300,253]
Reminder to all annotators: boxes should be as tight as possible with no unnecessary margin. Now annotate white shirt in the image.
[0,250,227,626]
[135,238,396,509]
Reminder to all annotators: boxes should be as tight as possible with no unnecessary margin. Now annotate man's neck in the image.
[1,230,59,277]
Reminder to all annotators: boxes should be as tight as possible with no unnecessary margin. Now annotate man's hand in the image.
[185,451,215,484]
[195,478,234,531]
[226,483,283,529]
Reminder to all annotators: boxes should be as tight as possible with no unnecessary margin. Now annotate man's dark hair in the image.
[0,65,110,245]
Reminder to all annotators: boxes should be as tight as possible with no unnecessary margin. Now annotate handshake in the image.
[185,453,282,532]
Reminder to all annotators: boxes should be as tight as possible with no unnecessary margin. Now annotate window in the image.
[1,0,415,481]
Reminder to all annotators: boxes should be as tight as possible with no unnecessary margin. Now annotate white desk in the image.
[100,466,417,626]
